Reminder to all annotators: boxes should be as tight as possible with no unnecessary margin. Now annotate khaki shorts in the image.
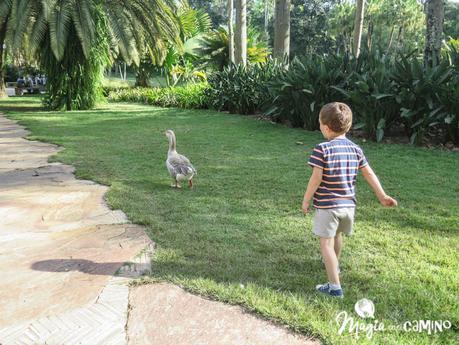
[312,208,355,238]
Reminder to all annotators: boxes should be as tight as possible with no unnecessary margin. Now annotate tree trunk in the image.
[135,68,151,87]
[386,26,395,52]
[264,0,269,37]
[0,20,8,99]
[424,0,444,67]
[235,0,247,66]
[228,0,235,64]
[367,21,374,50]
[396,26,404,51]
[273,0,290,62]
[353,0,365,58]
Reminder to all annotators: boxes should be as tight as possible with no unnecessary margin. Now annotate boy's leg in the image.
[320,237,340,285]
[334,232,343,259]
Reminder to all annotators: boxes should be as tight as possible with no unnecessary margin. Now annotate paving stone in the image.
[0,114,152,343]
[127,283,319,345]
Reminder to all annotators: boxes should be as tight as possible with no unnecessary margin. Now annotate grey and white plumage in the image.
[165,130,197,188]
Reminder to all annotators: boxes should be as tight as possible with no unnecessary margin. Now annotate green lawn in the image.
[1,97,458,345]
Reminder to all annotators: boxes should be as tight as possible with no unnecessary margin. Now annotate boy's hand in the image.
[379,195,398,207]
[302,200,311,214]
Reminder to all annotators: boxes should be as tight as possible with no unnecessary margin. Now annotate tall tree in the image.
[228,0,235,64]
[235,0,247,65]
[0,0,12,99]
[353,0,365,58]
[0,21,7,98]
[424,0,445,66]
[273,0,290,61]
[264,0,269,37]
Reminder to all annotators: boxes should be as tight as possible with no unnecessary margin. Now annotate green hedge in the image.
[205,50,459,145]
[206,61,283,115]
[107,83,209,109]
[102,85,131,97]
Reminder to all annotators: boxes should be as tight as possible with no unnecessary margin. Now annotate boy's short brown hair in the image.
[319,102,353,134]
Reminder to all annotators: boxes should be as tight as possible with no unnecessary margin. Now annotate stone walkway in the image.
[0,112,318,345]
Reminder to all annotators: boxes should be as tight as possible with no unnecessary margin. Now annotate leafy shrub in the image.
[167,83,209,108]
[438,80,459,145]
[206,61,283,115]
[107,83,209,109]
[102,85,132,97]
[263,49,458,145]
[391,57,456,144]
[334,50,400,142]
[266,54,349,130]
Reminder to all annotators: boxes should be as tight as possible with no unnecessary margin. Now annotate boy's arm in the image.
[302,167,323,213]
[360,165,398,207]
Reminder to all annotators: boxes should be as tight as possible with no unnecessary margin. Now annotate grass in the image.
[1,96,458,345]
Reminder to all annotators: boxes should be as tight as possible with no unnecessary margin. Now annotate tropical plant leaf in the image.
[72,0,95,58]
[48,0,72,60]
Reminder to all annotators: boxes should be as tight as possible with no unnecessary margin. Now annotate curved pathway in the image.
[0,113,152,343]
[0,113,318,345]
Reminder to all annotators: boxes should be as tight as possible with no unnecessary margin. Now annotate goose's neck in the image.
[168,134,177,153]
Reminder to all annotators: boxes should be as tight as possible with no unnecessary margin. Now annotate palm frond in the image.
[103,4,139,65]
[28,12,48,54]
[72,0,95,58]
[48,0,72,60]
[9,0,34,51]
[179,8,211,39]
[0,0,12,22]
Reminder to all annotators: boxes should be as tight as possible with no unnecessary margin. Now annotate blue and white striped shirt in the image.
[308,137,368,209]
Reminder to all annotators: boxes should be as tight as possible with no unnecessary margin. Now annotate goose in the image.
[164,130,197,188]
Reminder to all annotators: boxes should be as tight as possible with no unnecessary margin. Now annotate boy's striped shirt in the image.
[308,137,368,209]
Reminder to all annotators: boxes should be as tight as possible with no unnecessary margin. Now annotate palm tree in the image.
[273,0,290,61]
[145,2,211,87]
[424,0,445,66]
[353,0,365,58]
[5,0,181,110]
[235,0,247,65]
[227,0,235,64]
[0,23,8,99]
[198,26,269,70]
[0,0,12,98]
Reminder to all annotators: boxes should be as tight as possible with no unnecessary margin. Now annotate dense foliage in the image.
[205,60,282,114]
[266,55,349,130]
[107,83,209,109]
[445,0,459,39]
[206,48,459,145]
[334,49,401,142]
[40,9,110,110]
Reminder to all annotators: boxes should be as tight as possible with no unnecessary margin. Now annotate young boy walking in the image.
[302,102,397,298]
